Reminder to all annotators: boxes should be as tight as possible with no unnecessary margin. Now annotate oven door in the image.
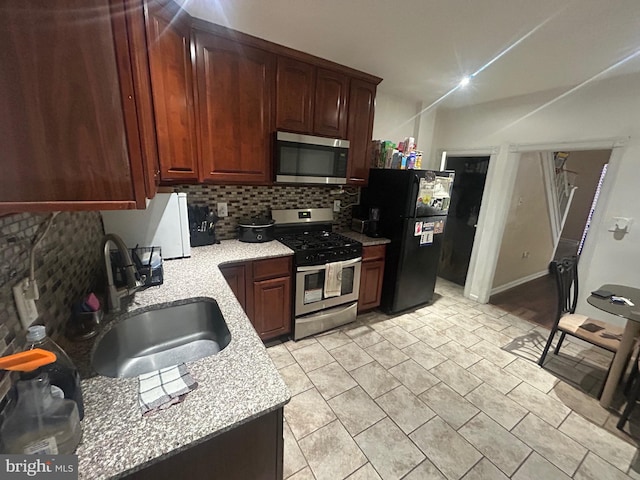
[296,257,361,316]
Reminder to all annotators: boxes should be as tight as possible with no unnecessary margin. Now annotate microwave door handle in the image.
[296,257,362,273]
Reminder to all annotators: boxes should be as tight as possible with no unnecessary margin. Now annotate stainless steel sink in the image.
[92,298,231,378]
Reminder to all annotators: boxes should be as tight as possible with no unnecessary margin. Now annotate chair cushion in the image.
[558,313,623,352]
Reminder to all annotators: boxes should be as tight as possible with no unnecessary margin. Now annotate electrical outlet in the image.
[333,200,341,212]
[13,278,39,329]
[217,202,228,217]
[522,251,530,258]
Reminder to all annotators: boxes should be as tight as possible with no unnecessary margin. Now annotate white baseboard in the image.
[491,270,550,296]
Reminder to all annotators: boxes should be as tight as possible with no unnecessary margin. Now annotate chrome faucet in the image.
[102,233,144,312]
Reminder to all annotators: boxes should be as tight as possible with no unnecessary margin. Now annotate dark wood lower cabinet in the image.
[254,276,292,339]
[219,263,247,311]
[125,408,284,480]
[220,256,292,341]
[358,245,386,312]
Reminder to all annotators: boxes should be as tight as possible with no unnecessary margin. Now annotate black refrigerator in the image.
[363,168,455,314]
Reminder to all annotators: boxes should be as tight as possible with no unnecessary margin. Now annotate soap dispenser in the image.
[0,349,82,454]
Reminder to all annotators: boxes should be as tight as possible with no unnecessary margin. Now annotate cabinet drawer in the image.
[362,244,386,262]
[253,256,292,281]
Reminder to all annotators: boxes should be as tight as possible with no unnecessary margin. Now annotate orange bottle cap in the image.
[0,349,57,372]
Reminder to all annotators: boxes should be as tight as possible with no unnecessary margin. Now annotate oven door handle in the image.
[297,257,362,273]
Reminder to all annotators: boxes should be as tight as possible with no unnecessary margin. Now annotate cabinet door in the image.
[347,79,376,186]
[0,0,148,211]
[195,32,275,184]
[276,57,315,133]
[145,2,199,182]
[313,68,348,139]
[358,259,385,312]
[219,264,247,311]
[253,276,291,339]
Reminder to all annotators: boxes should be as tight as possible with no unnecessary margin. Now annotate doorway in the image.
[438,156,490,286]
[489,149,611,329]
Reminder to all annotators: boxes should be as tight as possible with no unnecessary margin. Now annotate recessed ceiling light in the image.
[459,76,471,88]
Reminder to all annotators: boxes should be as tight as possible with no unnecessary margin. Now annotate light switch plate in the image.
[217,202,228,217]
[333,200,341,212]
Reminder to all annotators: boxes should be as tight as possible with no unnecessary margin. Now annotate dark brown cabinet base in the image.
[358,245,387,312]
[125,408,284,480]
[220,256,293,341]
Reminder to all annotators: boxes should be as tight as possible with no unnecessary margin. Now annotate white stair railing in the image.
[543,152,578,260]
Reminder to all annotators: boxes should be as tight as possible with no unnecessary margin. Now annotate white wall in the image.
[417,106,438,165]
[432,71,640,325]
[492,152,554,289]
[372,92,440,165]
[372,92,420,144]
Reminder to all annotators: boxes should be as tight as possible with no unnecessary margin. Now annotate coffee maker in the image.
[367,207,380,238]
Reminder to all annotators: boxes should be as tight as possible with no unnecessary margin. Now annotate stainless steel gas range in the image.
[273,208,362,340]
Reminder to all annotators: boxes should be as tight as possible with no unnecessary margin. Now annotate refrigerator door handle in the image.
[412,174,420,219]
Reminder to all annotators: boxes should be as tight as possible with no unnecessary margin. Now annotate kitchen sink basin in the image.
[92,298,231,378]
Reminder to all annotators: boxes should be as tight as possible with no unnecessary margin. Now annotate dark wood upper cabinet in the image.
[276,57,315,133]
[0,0,381,212]
[124,0,160,199]
[145,1,199,182]
[0,0,156,212]
[347,79,377,185]
[314,69,349,139]
[195,32,275,184]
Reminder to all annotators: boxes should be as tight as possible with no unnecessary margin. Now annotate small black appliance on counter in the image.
[188,204,220,247]
[238,216,275,243]
[351,206,380,238]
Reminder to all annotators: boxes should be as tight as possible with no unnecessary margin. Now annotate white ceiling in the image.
[177,0,640,108]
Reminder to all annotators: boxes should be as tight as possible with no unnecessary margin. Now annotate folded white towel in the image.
[138,364,198,415]
[324,261,343,298]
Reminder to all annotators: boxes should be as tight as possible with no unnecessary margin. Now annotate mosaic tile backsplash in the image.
[177,184,360,239]
[0,212,104,402]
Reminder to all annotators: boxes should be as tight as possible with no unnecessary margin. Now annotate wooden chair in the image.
[538,257,624,384]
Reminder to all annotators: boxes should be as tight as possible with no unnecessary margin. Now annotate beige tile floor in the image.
[267,278,640,480]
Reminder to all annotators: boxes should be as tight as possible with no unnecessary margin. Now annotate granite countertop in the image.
[75,240,293,479]
[341,230,391,246]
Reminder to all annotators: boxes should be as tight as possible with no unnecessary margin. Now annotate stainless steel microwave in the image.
[275,131,349,185]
